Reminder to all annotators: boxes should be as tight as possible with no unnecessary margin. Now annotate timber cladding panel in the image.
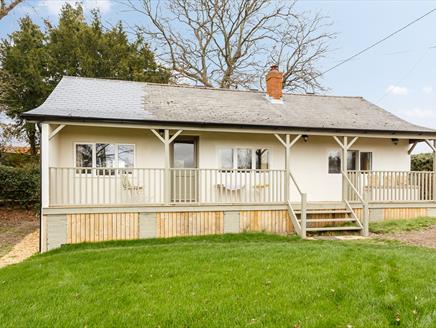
[67,213,139,244]
[156,212,224,238]
[239,210,293,234]
[383,208,427,220]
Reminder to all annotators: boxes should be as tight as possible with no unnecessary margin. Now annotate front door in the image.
[171,137,198,202]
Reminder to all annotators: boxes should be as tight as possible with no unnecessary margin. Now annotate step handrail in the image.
[342,171,369,236]
[288,171,307,238]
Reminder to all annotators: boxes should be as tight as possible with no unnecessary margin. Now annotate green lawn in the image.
[0,234,435,327]
[370,217,436,234]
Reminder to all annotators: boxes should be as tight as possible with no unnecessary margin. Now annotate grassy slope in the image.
[0,234,435,327]
[370,217,436,234]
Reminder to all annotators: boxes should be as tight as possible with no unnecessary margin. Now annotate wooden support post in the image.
[40,123,50,252]
[285,134,290,200]
[41,123,50,208]
[342,136,348,201]
[150,128,183,204]
[301,193,307,238]
[423,139,436,202]
[362,190,370,237]
[333,136,359,202]
[164,129,171,204]
[274,134,301,202]
[433,140,436,202]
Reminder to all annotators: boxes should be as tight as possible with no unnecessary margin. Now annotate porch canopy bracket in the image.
[49,124,65,140]
[424,139,436,152]
[274,134,301,149]
[408,141,418,155]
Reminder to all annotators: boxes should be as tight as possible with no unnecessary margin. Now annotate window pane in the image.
[118,144,134,168]
[237,149,252,169]
[173,142,195,168]
[96,144,116,168]
[360,152,372,170]
[328,150,341,174]
[255,149,269,169]
[347,150,358,170]
[76,144,93,167]
[219,149,233,169]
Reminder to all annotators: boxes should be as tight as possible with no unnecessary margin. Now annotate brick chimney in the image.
[266,65,283,102]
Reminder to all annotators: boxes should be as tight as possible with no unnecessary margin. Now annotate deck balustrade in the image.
[49,167,285,206]
[48,167,435,207]
[346,170,434,202]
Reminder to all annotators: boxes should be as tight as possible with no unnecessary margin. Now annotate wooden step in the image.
[306,226,362,232]
[305,218,356,223]
[295,209,351,214]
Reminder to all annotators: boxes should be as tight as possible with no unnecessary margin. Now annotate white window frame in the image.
[73,142,136,174]
[328,149,373,174]
[74,142,95,170]
[218,147,271,170]
[359,151,373,171]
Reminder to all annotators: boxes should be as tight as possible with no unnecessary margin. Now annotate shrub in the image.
[0,166,40,207]
[0,152,39,168]
[411,153,432,171]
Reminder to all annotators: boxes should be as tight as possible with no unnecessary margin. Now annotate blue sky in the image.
[1,0,436,152]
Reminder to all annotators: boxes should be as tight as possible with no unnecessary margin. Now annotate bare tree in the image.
[0,0,23,20]
[127,0,335,92]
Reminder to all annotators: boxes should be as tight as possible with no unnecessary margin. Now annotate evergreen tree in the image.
[0,4,170,154]
[0,17,49,153]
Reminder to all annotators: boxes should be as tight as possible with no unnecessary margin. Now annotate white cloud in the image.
[422,86,433,95]
[385,85,408,96]
[401,107,435,119]
[42,0,112,16]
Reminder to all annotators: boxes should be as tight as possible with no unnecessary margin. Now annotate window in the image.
[75,143,135,173]
[218,147,270,170]
[328,150,373,173]
[219,149,234,170]
[360,152,372,170]
[237,148,252,169]
[96,144,116,168]
[75,144,93,174]
[76,144,93,168]
[255,149,269,169]
[328,150,341,174]
[347,150,358,170]
[118,144,134,168]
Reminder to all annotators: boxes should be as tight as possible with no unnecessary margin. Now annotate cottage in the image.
[23,67,436,251]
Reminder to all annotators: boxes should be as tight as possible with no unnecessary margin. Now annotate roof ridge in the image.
[62,76,363,99]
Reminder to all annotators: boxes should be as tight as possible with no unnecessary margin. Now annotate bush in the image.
[0,166,40,208]
[0,152,39,168]
[411,153,432,171]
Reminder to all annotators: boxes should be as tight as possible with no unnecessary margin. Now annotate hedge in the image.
[411,153,433,171]
[0,166,40,207]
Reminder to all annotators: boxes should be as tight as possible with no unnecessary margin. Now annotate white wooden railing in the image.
[342,171,368,236]
[49,167,166,206]
[347,170,434,202]
[287,171,306,238]
[49,167,286,206]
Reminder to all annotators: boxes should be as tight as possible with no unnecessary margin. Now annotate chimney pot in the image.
[266,65,283,101]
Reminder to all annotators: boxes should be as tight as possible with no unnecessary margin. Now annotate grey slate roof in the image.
[23,76,436,135]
